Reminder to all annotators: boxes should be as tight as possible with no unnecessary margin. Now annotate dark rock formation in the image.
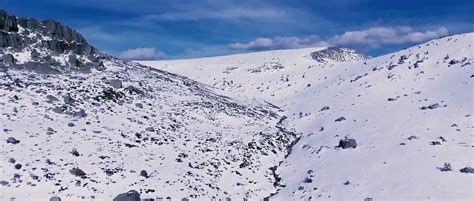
[1,9,104,72]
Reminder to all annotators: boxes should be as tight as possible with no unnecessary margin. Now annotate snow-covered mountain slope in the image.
[0,10,299,201]
[140,33,474,200]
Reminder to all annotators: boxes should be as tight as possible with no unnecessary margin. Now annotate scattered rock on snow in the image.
[437,163,452,172]
[320,106,330,111]
[72,109,87,118]
[69,168,87,177]
[459,167,474,174]
[338,139,357,149]
[140,170,149,178]
[408,136,418,140]
[6,137,20,144]
[2,53,15,63]
[113,190,141,201]
[49,196,61,201]
[63,95,75,105]
[145,127,155,132]
[109,79,123,89]
[303,177,313,183]
[46,95,59,102]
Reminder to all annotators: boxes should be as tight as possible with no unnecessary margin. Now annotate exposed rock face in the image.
[1,10,96,55]
[0,9,104,73]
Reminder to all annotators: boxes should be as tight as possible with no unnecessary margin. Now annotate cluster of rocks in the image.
[311,47,371,62]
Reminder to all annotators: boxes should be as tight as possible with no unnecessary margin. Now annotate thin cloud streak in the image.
[229,26,449,51]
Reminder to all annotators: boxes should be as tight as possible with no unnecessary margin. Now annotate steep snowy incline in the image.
[0,10,299,201]
[140,33,474,200]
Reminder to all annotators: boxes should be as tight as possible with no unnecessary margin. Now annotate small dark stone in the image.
[335,117,346,122]
[140,170,149,178]
[145,127,155,132]
[438,136,447,142]
[408,136,418,140]
[6,137,20,144]
[320,106,330,111]
[338,139,357,149]
[14,163,22,170]
[303,177,313,183]
[105,169,115,176]
[428,103,439,109]
[69,168,86,177]
[0,181,9,186]
[49,196,61,201]
[459,167,474,174]
[71,148,80,157]
[387,97,398,101]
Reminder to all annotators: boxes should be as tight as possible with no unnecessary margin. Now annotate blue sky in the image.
[1,0,473,59]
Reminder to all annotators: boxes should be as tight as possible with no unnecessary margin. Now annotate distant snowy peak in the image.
[311,47,371,62]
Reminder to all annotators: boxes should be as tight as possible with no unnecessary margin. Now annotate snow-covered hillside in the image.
[0,10,299,201]
[140,33,474,200]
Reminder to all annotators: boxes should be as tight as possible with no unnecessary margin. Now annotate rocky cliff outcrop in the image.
[0,9,104,73]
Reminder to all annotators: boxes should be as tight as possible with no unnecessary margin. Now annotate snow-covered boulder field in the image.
[141,33,474,200]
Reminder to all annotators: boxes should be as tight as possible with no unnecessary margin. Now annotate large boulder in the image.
[2,53,15,63]
[113,190,141,201]
[109,79,123,89]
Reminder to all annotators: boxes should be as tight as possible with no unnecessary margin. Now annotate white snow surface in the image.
[140,34,474,200]
[0,59,297,200]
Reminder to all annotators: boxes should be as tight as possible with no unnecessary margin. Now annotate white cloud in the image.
[332,26,448,48]
[229,26,448,51]
[119,48,166,60]
[229,35,328,50]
